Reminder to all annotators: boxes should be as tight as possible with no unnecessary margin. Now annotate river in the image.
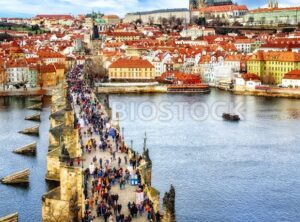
[109,89,300,222]
[1,90,300,221]
[0,97,51,222]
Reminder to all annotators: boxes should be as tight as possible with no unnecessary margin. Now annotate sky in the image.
[0,0,299,18]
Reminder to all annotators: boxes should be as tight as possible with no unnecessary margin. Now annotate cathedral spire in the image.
[268,0,273,9]
[189,0,199,10]
[274,0,279,8]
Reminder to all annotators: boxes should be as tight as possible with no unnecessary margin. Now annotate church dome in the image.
[95,17,106,24]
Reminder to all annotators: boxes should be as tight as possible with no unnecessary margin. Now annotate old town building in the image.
[243,1,300,25]
[109,58,155,81]
[247,51,300,84]
[282,70,300,87]
[124,8,190,24]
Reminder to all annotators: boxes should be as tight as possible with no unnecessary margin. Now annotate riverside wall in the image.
[0,89,52,97]
[233,89,300,99]
[97,85,167,94]
[42,83,83,222]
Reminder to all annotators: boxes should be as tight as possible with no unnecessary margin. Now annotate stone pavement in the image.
[72,92,147,222]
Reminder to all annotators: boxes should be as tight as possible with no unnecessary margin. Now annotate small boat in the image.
[167,84,210,94]
[222,113,240,121]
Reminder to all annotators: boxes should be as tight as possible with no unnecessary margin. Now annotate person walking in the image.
[99,158,103,168]
[118,157,121,167]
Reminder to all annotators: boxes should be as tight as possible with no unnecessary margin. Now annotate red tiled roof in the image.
[198,5,248,13]
[54,63,65,69]
[241,73,261,81]
[26,57,40,64]
[109,58,154,69]
[251,6,300,14]
[38,50,65,59]
[103,15,119,19]
[35,14,73,19]
[107,32,140,37]
[283,70,300,80]
[260,43,300,48]
[39,64,56,73]
[235,39,255,44]
[161,71,201,84]
[6,59,27,68]
[225,54,242,61]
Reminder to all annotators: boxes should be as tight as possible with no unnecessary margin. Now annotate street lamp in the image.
[122,127,124,140]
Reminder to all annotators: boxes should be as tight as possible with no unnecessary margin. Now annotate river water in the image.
[0,97,50,222]
[1,90,300,221]
[109,89,300,222]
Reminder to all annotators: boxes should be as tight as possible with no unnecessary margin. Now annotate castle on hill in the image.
[189,0,234,10]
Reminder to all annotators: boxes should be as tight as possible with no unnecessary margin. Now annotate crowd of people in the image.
[66,65,160,222]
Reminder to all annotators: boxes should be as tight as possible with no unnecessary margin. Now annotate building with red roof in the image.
[106,32,140,42]
[0,63,6,86]
[235,73,261,90]
[192,4,248,20]
[282,70,300,87]
[161,71,201,84]
[39,63,58,87]
[247,51,300,84]
[103,15,120,25]
[37,50,66,65]
[243,1,300,26]
[35,15,73,20]
[108,58,155,81]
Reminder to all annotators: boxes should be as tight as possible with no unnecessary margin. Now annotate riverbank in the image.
[233,88,300,99]
[97,85,167,94]
[213,85,300,99]
[0,88,53,97]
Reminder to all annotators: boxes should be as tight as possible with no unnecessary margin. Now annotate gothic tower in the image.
[268,0,273,9]
[189,0,199,10]
[189,0,206,10]
[274,0,279,8]
[199,0,206,8]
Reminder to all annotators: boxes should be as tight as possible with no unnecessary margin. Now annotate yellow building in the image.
[0,65,6,86]
[107,32,140,42]
[54,63,65,83]
[109,58,155,81]
[125,46,148,57]
[247,51,300,84]
[39,64,57,87]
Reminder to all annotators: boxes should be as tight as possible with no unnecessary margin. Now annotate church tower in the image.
[199,0,206,8]
[190,0,199,10]
[189,0,206,10]
[268,0,273,9]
